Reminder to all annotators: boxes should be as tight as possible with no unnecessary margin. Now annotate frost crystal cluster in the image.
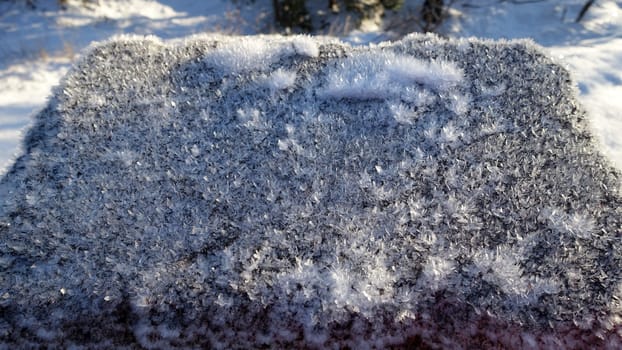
[0,34,621,349]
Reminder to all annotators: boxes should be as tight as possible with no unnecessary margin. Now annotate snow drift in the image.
[0,34,621,349]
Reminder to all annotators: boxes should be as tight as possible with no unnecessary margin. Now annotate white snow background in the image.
[0,0,621,174]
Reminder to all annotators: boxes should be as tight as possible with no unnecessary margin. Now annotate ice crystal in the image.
[0,34,620,349]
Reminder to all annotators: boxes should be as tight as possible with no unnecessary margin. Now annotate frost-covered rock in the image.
[1,33,621,349]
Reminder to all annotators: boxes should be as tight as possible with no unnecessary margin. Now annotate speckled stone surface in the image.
[0,34,621,349]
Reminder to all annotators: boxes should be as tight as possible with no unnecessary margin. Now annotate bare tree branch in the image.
[576,0,596,22]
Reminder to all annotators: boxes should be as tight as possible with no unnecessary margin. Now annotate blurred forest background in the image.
[1,0,598,37]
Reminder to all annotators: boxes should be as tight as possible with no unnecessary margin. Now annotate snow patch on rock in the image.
[321,51,463,101]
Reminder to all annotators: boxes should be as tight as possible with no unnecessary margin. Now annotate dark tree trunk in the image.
[421,0,444,32]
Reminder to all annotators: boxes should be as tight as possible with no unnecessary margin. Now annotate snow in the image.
[550,40,622,169]
[291,36,320,58]
[387,53,464,91]
[0,58,70,171]
[206,37,286,74]
[321,51,463,102]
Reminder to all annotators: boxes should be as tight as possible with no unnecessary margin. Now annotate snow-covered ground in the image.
[1,0,621,173]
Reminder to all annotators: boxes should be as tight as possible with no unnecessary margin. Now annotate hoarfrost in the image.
[292,36,319,58]
[262,68,297,91]
[321,51,463,101]
[473,247,556,304]
[205,37,289,74]
[422,255,454,291]
[389,103,417,124]
[544,207,596,239]
[1,34,620,349]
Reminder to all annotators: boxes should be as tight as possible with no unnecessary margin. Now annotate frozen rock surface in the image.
[1,34,621,349]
